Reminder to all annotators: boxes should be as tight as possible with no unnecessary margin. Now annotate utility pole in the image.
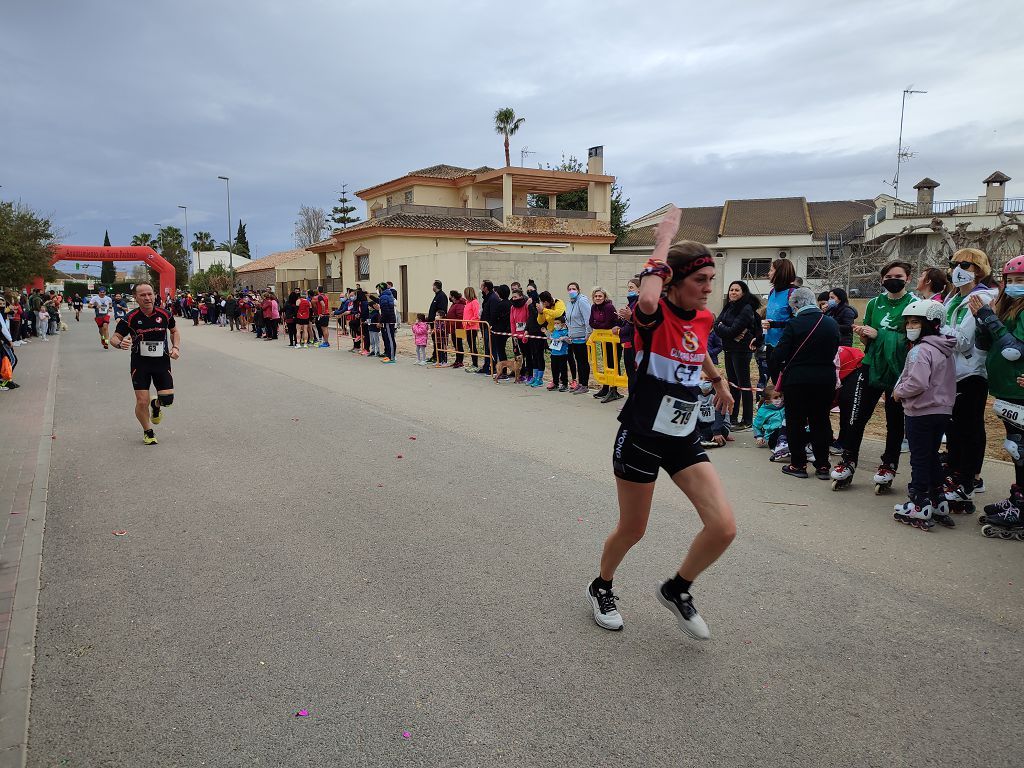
[218,176,233,271]
[178,205,189,277]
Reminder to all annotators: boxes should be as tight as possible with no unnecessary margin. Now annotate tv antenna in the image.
[884,86,927,200]
[520,146,537,167]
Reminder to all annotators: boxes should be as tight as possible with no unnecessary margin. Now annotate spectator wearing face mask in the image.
[564,281,592,393]
[824,288,858,347]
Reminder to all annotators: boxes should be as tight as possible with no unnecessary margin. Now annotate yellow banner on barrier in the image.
[587,329,627,388]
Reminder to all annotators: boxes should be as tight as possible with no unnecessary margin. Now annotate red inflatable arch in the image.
[43,245,177,298]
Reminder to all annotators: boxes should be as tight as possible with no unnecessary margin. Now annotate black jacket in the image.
[826,303,858,347]
[714,301,760,352]
[492,298,511,333]
[480,290,500,327]
[427,290,448,323]
[770,308,839,388]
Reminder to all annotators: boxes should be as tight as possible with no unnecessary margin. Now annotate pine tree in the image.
[234,220,251,258]
[330,183,361,229]
[100,230,116,285]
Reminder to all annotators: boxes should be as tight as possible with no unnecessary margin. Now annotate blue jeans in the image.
[904,413,950,502]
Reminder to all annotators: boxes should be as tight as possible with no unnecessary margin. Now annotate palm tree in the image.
[494,107,525,167]
[130,233,157,249]
[191,231,215,252]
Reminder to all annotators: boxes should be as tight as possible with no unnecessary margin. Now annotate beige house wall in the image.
[411,185,459,206]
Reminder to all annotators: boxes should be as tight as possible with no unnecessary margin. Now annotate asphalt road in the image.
[27,318,1023,767]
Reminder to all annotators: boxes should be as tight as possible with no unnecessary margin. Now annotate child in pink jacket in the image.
[412,313,429,365]
[892,299,956,530]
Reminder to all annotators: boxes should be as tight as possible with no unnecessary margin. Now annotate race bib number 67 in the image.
[652,396,698,437]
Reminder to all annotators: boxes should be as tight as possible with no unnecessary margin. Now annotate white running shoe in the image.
[657,583,710,640]
[588,581,623,631]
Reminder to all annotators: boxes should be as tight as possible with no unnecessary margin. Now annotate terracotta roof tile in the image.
[984,170,1011,184]
[807,200,875,240]
[720,197,810,237]
[405,164,477,179]
[235,248,313,273]
[616,206,724,248]
[343,212,505,233]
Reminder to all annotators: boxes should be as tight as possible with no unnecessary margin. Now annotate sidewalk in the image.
[0,336,58,768]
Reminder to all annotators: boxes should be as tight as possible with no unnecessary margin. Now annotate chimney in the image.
[587,145,604,175]
[983,171,1011,212]
[913,177,939,209]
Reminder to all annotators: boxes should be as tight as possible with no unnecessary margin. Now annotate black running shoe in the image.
[781,464,809,478]
[656,583,710,640]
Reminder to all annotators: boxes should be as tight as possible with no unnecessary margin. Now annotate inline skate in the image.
[873,462,897,495]
[980,493,1024,541]
[980,485,1024,529]
[830,460,855,491]
[943,476,975,516]
[893,498,934,531]
[929,497,955,529]
[769,437,790,463]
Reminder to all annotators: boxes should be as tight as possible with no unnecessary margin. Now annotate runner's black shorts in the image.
[131,364,173,392]
[296,318,310,326]
[612,423,709,483]
[317,315,330,327]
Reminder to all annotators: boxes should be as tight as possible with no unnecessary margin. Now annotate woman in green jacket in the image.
[831,260,916,492]
[972,254,1024,533]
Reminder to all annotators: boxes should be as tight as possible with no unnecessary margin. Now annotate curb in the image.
[0,335,58,768]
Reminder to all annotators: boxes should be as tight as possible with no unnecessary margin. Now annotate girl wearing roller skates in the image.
[941,249,998,513]
[891,300,956,530]
[972,255,1024,540]
[830,261,915,492]
[588,205,736,641]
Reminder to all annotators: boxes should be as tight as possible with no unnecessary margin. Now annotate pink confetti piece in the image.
[409,436,417,440]
[577,517,583,522]
[295,710,309,717]
[112,530,127,536]
[402,731,411,739]
[377,484,384,488]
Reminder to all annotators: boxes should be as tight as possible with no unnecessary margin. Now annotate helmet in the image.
[1003,255,1024,276]
[901,299,945,324]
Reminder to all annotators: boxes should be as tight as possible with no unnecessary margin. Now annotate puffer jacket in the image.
[942,286,997,381]
[893,334,957,416]
[589,300,619,330]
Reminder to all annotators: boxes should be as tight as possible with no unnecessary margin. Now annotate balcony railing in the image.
[511,207,596,220]
[989,197,1024,214]
[370,203,598,221]
[893,200,979,217]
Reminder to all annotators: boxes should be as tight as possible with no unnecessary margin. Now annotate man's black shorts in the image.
[317,315,330,328]
[296,318,310,326]
[131,365,173,392]
[612,424,709,483]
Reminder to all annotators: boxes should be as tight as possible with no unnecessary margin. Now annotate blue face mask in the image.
[567,290,579,300]
[827,298,838,308]
[627,291,639,299]
[1005,284,1024,299]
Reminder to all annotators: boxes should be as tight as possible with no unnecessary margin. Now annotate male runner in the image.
[89,287,114,348]
[72,293,83,321]
[314,286,331,347]
[112,292,128,324]
[109,282,180,445]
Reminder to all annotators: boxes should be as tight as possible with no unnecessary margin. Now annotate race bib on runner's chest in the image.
[139,339,165,358]
[652,396,698,437]
[994,399,1024,429]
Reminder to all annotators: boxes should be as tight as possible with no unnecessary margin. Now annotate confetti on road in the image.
[402,731,411,739]
[295,710,309,717]
[409,436,417,440]
[395,455,403,459]
[112,530,127,536]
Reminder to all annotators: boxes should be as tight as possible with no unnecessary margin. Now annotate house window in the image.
[404,190,413,204]
[806,256,828,278]
[386,195,393,207]
[741,258,772,279]
[356,253,370,281]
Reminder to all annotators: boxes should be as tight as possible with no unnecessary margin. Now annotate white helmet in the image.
[901,299,945,324]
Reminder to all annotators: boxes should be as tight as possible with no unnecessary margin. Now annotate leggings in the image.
[623,347,636,392]
[551,356,569,386]
[454,335,464,366]
[526,338,546,374]
[840,365,904,468]
[9,320,20,342]
[265,318,278,339]
[466,330,479,366]
[349,319,361,346]
[725,350,754,425]
[287,323,297,346]
[569,342,589,387]
[382,322,396,359]
[945,375,988,486]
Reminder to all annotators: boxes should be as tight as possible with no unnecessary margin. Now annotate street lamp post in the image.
[178,205,189,277]
[217,176,233,272]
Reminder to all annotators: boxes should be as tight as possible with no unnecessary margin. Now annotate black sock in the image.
[144,429,154,437]
[665,574,692,597]
[592,576,612,591]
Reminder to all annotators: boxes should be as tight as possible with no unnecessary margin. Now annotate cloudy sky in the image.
[3,0,1021,270]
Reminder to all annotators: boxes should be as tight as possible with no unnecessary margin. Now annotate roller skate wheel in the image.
[1015,531,1024,541]
[977,514,987,525]
[982,525,998,538]
[831,480,841,492]
[875,484,884,496]
[1000,529,1015,540]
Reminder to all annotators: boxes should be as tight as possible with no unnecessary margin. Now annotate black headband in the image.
[673,254,715,281]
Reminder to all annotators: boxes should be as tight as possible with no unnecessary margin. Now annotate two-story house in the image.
[308,148,618,319]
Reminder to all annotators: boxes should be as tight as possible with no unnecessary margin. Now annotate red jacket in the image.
[447,297,466,322]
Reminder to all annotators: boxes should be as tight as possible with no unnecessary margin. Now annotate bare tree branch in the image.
[294,205,330,248]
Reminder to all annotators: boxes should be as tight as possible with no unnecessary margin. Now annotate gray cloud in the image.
[2,0,1020,265]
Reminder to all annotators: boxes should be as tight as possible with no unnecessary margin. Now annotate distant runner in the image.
[89,287,114,348]
[109,282,180,445]
[72,293,83,322]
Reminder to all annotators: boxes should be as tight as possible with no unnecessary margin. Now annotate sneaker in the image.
[2,381,18,389]
[656,583,710,641]
[569,380,579,389]
[143,430,158,446]
[380,357,392,362]
[425,358,436,364]
[150,398,162,425]
[572,384,589,394]
[975,477,986,494]
[829,440,844,456]
[558,384,569,392]
[781,464,809,478]
[700,439,717,448]
[319,342,330,348]
[601,390,623,404]
[814,465,831,480]
[546,382,558,391]
[901,439,910,454]
[592,386,609,399]
[731,422,751,432]
[588,580,623,631]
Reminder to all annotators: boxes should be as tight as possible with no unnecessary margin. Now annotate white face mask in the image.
[770,398,783,406]
[951,266,975,287]
[906,328,922,342]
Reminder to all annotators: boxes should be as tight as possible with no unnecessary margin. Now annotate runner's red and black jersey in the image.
[618,298,713,436]
[115,307,175,367]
